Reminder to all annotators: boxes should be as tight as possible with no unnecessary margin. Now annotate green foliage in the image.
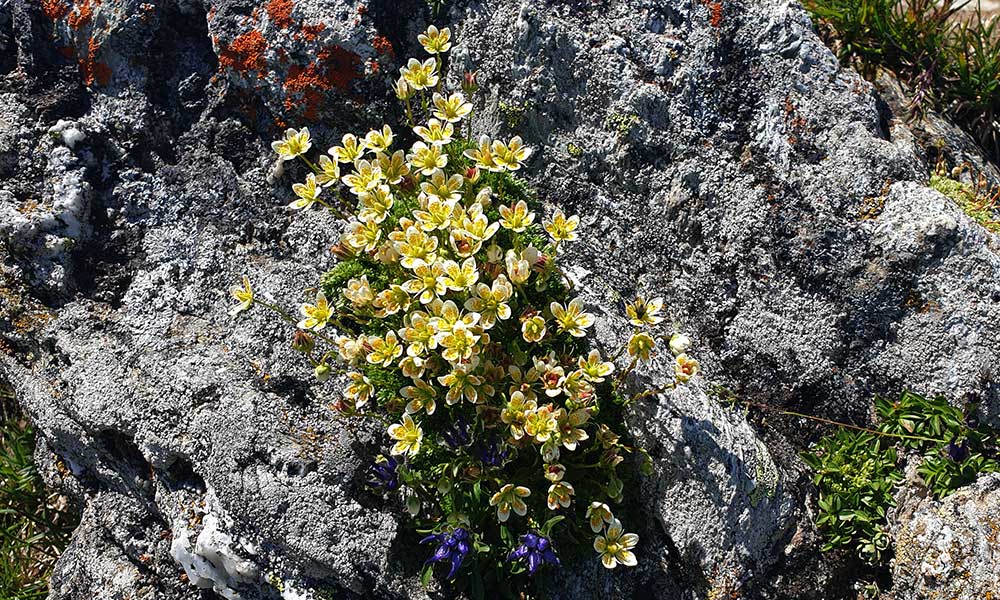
[801,430,901,562]
[804,0,1000,159]
[802,391,999,564]
[928,164,1000,234]
[0,388,77,600]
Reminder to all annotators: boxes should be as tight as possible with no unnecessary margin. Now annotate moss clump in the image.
[929,172,1000,234]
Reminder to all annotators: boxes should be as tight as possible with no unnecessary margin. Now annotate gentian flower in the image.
[441,413,471,448]
[368,455,400,490]
[421,528,470,580]
[475,433,509,468]
[947,437,970,462]
[508,533,560,575]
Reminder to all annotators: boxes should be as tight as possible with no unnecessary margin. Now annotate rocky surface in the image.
[1,0,999,598]
[888,473,1000,600]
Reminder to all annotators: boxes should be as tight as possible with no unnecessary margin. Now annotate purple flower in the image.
[947,438,970,462]
[421,527,471,580]
[368,455,400,490]
[441,413,470,448]
[508,532,560,575]
[475,433,508,468]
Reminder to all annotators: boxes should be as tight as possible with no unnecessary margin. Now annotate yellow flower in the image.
[463,135,503,172]
[418,25,452,54]
[507,364,540,402]
[669,333,691,356]
[341,159,383,195]
[557,408,590,450]
[402,378,437,415]
[498,200,535,232]
[674,353,700,382]
[546,481,574,510]
[358,185,394,224]
[413,118,455,146]
[329,133,363,163]
[456,204,499,245]
[535,356,565,397]
[626,296,664,327]
[501,391,537,440]
[289,173,322,210]
[393,77,413,101]
[401,310,438,356]
[372,283,410,319]
[272,127,311,161]
[343,275,374,306]
[420,169,464,204]
[594,519,638,569]
[407,141,447,175]
[298,291,332,331]
[335,335,365,363]
[229,276,254,315]
[344,219,382,252]
[400,57,439,90]
[387,414,423,457]
[524,404,558,443]
[439,321,480,363]
[578,350,614,382]
[402,261,448,304]
[395,226,439,270]
[627,332,655,362]
[345,372,374,408]
[489,484,530,522]
[522,315,547,343]
[544,463,566,482]
[587,502,614,533]
[550,299,595,337]
[362,125,394,153]
[437,361,485,405]
[376,150,410,184]
[399,355,426,380]
[441,257,479,292]
[543,209,580,243]
[367,331,404,367]
[505,249,532,285]
[413,197,457,232]
[464,275,513,329]
[492,136,532,170]
[429,300,479,335]
[432,92,473,123]
[316,154,341,187]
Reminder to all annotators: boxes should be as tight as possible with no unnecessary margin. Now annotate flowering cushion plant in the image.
[235,24,701,595]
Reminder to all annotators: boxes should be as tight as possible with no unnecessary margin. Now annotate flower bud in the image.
[466,166,481,184]
[669,333,691,356]
[314,363,332,381]
[462,70,479,95]
[292,330,315,354]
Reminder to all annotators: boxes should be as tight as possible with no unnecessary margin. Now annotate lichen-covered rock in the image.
[888,474,1000,600]
[2,0,1000,598]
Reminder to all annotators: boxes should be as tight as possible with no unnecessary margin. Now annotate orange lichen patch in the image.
[42,0,70,20]
[372,34,394,57]
[702,0,723,27]
[79,37,111,86]
[367,58,380,73]
[68,0,94,29]
[266,0,294,29]
[219,30,268,74]
[301,23,325,41]
[283,45,361,120]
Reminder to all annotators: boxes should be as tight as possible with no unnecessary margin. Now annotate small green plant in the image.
[0,387,77,600]
[804,0,1000,160]
[929,160,1000,234]
[603,112,640,138]
[235,24,703,597]
[801,391,999,564]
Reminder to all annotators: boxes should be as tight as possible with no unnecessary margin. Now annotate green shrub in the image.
[802,391,999,564]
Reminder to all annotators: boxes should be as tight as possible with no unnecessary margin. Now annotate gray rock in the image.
[887,473,1000,600]
[2,0,999,598]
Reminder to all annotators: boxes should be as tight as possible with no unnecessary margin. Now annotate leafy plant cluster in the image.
[235,25,702,595]
[929,159,1000,233]
[0,386,77,600]
[802,391,999,564]
[804,0,1000,161]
